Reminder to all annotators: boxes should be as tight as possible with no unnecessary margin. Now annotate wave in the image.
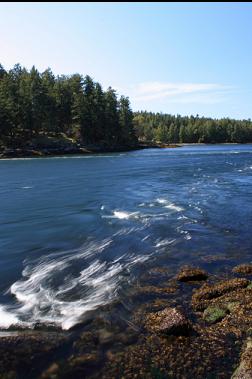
[156,198,184,212]
[0,305,20,329]
[154,238,176,248]
[0,238,150,331]
[102,210,140,220]
[113,211,139,220]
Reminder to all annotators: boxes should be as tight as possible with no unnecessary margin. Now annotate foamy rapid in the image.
[0,238,149,331]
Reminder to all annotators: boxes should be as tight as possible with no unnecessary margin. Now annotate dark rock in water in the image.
[192,278,250,311]
[145,307,191,335]
[0,331,66,378]
[98,328,115,346]
[41,362,59,378]
[203,306,228,324]
[72,331,98,355]
[68,352,101,367]
[231,337,252,379]
[135,284,178,296]
[233,264,252,275]
[116,327,139,345]
[176,265,208,282]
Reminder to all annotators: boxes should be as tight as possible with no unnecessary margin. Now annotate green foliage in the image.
[1,63,251,150]
[0,63,137,149]
[134,111,252,144]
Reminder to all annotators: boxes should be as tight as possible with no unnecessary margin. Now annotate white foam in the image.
[156,198,184,212]
[155,238,176,248]
[103,210,139,220]
[177,215,189,220]
[156,198,167,205]
[113,211,134,219]
[0,238,152,331]
[164,203,183,212]
[0,305,19,329]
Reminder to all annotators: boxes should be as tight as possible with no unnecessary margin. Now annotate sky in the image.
[0,2,252,119]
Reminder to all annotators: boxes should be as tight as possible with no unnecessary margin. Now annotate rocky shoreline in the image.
[0,142,181,159]
[0,263,251,378]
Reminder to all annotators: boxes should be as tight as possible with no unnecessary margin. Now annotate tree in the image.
[118,96,136,145]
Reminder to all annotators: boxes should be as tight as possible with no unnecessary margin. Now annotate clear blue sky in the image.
[1,2,252,119]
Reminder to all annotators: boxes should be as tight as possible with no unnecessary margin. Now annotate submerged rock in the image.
[176,266,208,282]
[41,362,59,378]
[192,278,250,310]
[233,264,252,275]
[231,337,252,379]
[98,328,115,346]
[0,331,66,379]
[136,285,177,296]
[203,306,228,324]
[68,352,101,367]
[145,307,191,336]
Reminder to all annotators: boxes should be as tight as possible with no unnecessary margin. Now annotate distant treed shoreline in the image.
[134,111,252,144]
[1,64,252,155]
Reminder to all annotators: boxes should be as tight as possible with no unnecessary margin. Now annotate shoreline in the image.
[0,262,251,378]
[1,142,252,160]
[0,142,181,160]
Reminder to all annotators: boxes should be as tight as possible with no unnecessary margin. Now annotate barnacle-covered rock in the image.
[145,307,191,336]
[176,266,208,282]
[231,337,252,379]
[192,278,250,311]
[232,264,252,275]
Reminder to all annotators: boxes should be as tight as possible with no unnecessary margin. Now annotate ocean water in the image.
[0,144,252,330]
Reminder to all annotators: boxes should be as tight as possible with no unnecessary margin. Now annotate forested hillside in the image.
[0,63,137,152]
[1,64,252,157]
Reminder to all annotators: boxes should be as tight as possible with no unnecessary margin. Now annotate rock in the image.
[0,371,17,379]
[0,331,66,378]
[72,331,98,354]
[225,301,241,312]
[176,266,208,282]
[203,306,228,324]
[136,285,177,296]
[192,278,250,311]
[233,264,252,275]
[69,352,101,367]
[98,329,114,346]
[145,307,191,336]
[231,337,252,379]
[41,362,59,378]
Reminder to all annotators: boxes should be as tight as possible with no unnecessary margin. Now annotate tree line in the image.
[0,63,137,149]
[1,63,252,151]
[133,111,252,144]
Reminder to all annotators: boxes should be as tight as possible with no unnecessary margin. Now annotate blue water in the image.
[0,145,252,330]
